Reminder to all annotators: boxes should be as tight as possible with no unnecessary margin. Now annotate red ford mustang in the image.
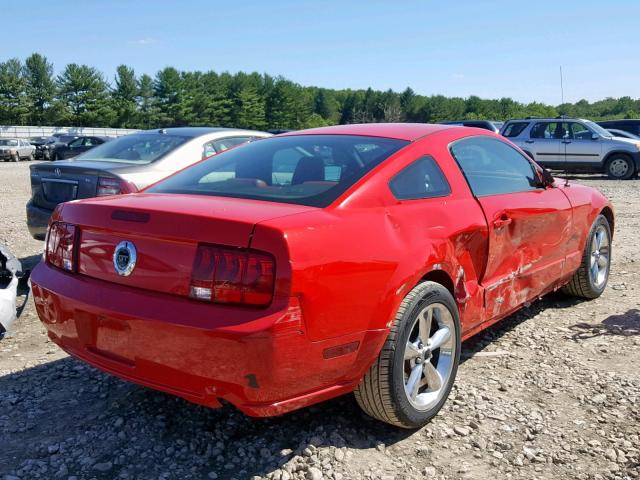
[32,124,614,428]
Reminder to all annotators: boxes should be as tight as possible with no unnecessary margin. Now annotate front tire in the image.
[355,281,460,428]
[562,214,612,299]
[12,153,19,162]
[605,155,634,179]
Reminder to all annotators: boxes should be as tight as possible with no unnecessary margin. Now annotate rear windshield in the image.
[74,133,191,164]
[147,135,409,207]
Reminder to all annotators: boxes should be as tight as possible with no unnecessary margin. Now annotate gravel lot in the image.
[1,160,639,480]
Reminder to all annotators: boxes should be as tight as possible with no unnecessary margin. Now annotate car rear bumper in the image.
[26,200,52,240]
[30,262,386,416]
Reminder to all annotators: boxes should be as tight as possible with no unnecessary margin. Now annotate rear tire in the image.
[355,281,460,428]
[562,214,611,299]
[27,153,33,162]
[605,155,634,179]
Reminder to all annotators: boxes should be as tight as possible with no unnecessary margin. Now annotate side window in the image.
[450,136,539,196]
[530,122,568,139]
[502,122,529,137]
[569,123,592,140]
[389,156,450,200]
[68,138,83,148]
[202,137,252,159]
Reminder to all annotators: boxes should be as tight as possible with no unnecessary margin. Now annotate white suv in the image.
[501,117,640,179]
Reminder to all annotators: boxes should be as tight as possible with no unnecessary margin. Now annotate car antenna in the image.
[559,66,570,187]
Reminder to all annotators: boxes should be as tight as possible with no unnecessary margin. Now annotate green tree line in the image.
[1,53,639,130]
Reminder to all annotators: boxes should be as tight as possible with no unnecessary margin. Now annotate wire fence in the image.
[0,125,140,139]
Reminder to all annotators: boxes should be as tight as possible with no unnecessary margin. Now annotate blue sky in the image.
[3,0,639,104]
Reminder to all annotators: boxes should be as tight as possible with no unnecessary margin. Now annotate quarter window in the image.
[389,156,450,200]
[502,122,529,138]
[450,136,539,196]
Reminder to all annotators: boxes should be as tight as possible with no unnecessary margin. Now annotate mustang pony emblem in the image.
[113,241,137,276]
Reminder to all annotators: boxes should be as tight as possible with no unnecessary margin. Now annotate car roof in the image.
[280,123,456,141]
[138,127,265,138]
[505,117,589,123]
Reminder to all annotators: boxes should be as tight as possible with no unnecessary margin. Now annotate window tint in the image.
[530,122,568,139]
[450,136,539,196]
[149,135,409,207]
[68,138,83,147]
[502,122,529,138]
[203,137,252,159]
[389,156,450,200]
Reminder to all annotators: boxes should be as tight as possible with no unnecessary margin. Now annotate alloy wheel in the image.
[403,303,456,411]
[590,225,610,288]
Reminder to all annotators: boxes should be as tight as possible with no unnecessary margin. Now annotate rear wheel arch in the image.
[420,269,455,300]
[600,206,615,238]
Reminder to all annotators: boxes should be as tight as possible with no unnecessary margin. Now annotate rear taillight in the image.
[189,245,275,307]
[45,222,78,272]
[97,177,138,196]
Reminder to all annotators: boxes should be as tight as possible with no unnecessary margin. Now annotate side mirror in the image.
[591,133,600,140]
[540,168,555,187]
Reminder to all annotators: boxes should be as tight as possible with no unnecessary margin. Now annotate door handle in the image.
[562,140,572,144]
[525,140,534,144]
[493,214,512,229]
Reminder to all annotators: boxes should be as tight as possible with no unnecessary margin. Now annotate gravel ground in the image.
[1,160,639,480]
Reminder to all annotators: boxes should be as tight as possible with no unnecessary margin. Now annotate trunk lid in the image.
[58,193,313,296]
[29,160,140,211]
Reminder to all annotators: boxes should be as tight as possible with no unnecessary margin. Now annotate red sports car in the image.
[31,124,614,428]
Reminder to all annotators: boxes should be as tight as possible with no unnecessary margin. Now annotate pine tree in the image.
[0,58,28,124]
[137,74,157,128]
[112,65,138,128]
[56,63,113,126]
[23,53,55,125]
[234,87,266,130]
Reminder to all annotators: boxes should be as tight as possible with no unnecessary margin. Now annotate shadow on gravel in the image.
[0,355,413,479]
[568,308,640,341]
